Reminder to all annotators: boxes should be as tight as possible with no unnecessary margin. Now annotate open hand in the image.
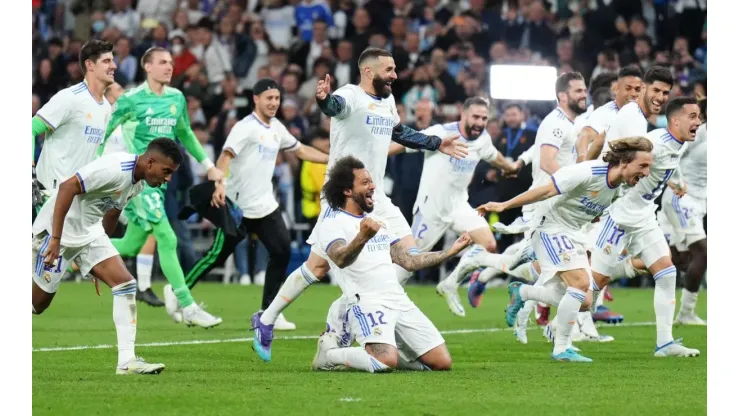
[211,183,226,207]
[477,201,506,216]
[450,233,473,255]
[438,134,468,159]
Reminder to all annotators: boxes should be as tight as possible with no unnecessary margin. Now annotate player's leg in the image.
[251,209,295,329]
[81,237,164,374]
[151,219,222,328]
[395,307,451,371]
[324,296,354,347]
[636,227,700,357]
[185,227,244,289]
[135,234,163,307]
[676,238,707,324]
[550,268,593,362]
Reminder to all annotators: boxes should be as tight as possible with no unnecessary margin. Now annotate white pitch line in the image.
[32,321,658,353]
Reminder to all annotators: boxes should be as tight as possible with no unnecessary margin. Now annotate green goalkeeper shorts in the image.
[123,184,168,232]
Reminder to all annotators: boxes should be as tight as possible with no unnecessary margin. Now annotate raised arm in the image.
[390,234,471,272]
[294,145,329,164]
[315,75,349,118]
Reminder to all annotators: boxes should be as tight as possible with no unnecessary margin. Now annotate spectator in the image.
[281,71,305,110]
[291,19,335,75]
[136,0,178,28]
[281,99,309,139]
[402,66,439,119]
[242,20,274,88]
[261,0,296,50]
[295,0,334,42]
[300,116,331,230]
[183,0,205,25]
[298,57,332,108]
[591,49,620,78]
[349,8,372,60]
[106,0,140,39]
[114,37,137,86]
[334,40,357,87]
[171,34,198,80]
[33,59,61,106]
[193,18,233,92]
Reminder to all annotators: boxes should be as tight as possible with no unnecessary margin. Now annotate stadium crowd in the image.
[31,0,707,284]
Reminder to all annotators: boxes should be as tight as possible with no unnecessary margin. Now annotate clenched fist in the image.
[359,217,381,240]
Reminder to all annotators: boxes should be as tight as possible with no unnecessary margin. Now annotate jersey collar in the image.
[662,128,685,150]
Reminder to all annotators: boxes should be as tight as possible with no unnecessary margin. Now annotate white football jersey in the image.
[35,81,112,191]
[535,160,622,230]
[327,85,402,200]
[583,100,620,154]
[223,113,301,218]
[32,152,145,247]
[414,122,498,219]
[605,101,648,145]
[102,125,128,155]
[609,128,689,229]
[317,208,414,310]
[679,123,707,200]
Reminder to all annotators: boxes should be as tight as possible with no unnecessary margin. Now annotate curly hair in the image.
[322,156,366,210]
[603,137,654,166]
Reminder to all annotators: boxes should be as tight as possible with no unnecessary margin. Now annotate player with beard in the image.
[389,97,520,316]
[251,47,467,362]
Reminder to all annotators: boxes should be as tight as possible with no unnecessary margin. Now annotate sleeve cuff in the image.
[390,238,401,246]
[283,141,300,151]
[541,143,560,150]
[36,113,56,130]
[325,238,347,252]
[75,172,87,193]
[551,176,562,194]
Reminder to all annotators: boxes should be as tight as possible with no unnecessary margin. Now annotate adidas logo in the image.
[145,107,154,115]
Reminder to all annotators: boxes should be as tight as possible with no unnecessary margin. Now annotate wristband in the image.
[202,158,215,170]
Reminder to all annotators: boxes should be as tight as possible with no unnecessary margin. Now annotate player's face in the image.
[462,105,488,139]
[255,89,281,119]
[566,79,588,115]
[348,169,375,213]
[642,81,671,115]
[89,52,116,86]
[146,51,174,84]
[673,103,702,141]
[616,76,642,104]
[145,154,180,187]
[622,151,653,186]
[369,56,397,98]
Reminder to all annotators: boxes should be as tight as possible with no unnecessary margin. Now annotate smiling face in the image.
[621,151,653,186]
[615,75,642,105]
[345,168,376,213]
[642,81,672,116]
[670,103,702,142]
[87,51,117,85]
[461,104,488,140]
[254,88,281,119]
[365,55,397,98]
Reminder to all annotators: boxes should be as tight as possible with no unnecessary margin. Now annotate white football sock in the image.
[679,288,698,315]
[520,284,565,307]
[112,281,138,367]
[397,356,430,371]
[554,287,586,354]
[578,311,599,338]
[326,347,391,373]
[477,267,501,284]
[509,262,536,281]
[136,254,154,291]
[595,284,607,308]
[653,265,677,346]
[261,263,319,325]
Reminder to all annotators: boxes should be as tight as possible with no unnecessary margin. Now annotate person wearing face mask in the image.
[170,35,197,80]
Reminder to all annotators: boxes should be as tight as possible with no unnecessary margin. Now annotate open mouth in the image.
[365,190,374,206]
[689,126,698,136]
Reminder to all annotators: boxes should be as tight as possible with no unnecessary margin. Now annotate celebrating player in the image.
[32,138,183,374]
[477,137,654,362]
[310,156,471,372]
[183,78,330,330]
[251,47,467,362]
[590,96,702,357]
[98,47,224,328]
[390,97,520,316]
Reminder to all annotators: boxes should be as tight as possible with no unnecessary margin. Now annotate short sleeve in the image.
[613,105,648,139]
[583,108,607,134]
[318,217,349,256]
[75,155,127,194]
[550,163,589,195]
[390,101,402,126]
[223,121,252,156]
[278,122,301,151]
[480,134,499,162]
[36,90,72,130]
[538,119,566,149]
[333,86,356,120]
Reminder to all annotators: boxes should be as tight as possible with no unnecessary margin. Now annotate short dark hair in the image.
[698,97,707,122]
[79,40,114,74]
[603,137,654,166]
[322,156,366,210]
[358,47,393,68]
[618,66,643,80]
[665,96,698,121]
[635,35,653,47]
[146,138,184,165]
[503,102,523,112]
[591,87,614,109]
[601,49,618,61]
[643,66,674,87]
[141,47,170,69]
[555,72,585,97]
[463,97,490,111]
[588,73,618,96]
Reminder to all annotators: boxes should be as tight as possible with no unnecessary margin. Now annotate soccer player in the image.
[389,97,520,316]
[98,47,224,328]
[32,40,116,191]
[590,96,702,357]
[32,138,183,374]
[310,156,471,372]
[183,78,330,330]
[658,97,707,325]
[251,47,467,362]
[477,137,655,362]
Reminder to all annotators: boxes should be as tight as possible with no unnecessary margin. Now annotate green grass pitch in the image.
[32,283,707,416]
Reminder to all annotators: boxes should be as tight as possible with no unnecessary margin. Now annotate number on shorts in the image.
[416,224,428,240]
[551,235,574,253]
[366,310,387,327]
[607,226,626,246]
[143,193,162,210]
[43,256,63,273]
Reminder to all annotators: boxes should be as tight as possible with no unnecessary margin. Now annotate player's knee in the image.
[580,292,593,311]
[306,255,330,279]
[482,240,497,253]
[428,356,452,371]
[365,344,398,369]
[32,302,47,315]
[592,272,609,289]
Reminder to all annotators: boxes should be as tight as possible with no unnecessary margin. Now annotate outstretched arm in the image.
[294,145,329,164]
[477,180,558,215]
[390,234,471,272]
[391,123,442,150]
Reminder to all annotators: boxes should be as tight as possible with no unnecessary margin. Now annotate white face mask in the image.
[172,44,184,55]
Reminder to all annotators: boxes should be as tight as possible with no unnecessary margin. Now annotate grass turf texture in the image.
[33,283,706,416]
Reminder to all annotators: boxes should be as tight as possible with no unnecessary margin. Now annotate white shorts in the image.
[308,198,412,260]
[326,295,355,348]
[32,232,118,294]
[658,190,707,251]
[530,225,590,275]
[589,213,670,276]
[410,203,489,252]
[348,301,445,361]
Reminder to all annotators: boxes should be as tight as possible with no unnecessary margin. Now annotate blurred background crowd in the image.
[31,0,707,285]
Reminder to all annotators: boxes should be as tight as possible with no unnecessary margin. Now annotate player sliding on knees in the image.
[250,47,467,362]
[32,138,184,374]
[311,156,471,372]
[477,137,654,362]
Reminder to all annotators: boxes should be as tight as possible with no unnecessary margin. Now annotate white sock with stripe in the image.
[653,265,677,346]
[554,287,586,354]
[326,347,391,373]
[261,263,319,325]
[519,284,565,307]
[136,254,154,291]
[112,281,138,367]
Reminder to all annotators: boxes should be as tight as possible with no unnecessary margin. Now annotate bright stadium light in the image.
[489,65,558,101]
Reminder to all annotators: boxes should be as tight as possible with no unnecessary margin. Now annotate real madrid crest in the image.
[170,104,177,115]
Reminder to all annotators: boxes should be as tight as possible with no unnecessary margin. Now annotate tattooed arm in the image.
[390,234,472,272]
